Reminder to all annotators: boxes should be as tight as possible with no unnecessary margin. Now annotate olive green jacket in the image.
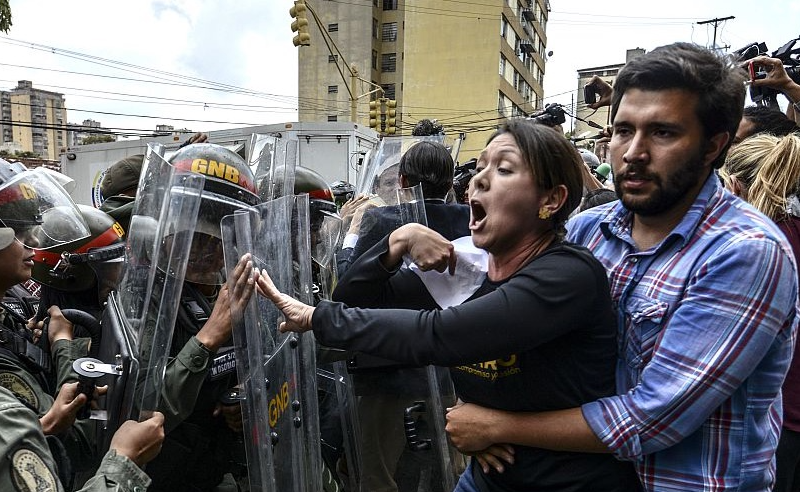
[0,387,150,492]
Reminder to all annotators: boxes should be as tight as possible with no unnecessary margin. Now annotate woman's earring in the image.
[538,207,552,220]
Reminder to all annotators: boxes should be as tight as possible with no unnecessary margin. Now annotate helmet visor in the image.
[0,169,90,249]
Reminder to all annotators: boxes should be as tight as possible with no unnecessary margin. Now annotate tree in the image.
[82,134,116,145]
[0,0,12,34]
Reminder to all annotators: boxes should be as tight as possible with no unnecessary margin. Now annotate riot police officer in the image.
[144,143,260,492]
[0,158,165,490]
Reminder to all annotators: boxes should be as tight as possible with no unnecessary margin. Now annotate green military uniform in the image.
[99,196,135,234]
[0,386,150,492]
[158,336,213,432]
[0,306,97,475]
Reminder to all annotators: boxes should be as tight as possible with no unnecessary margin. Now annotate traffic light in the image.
[385,99,397,135]
[368,100,379,130]
[290,0,311,47]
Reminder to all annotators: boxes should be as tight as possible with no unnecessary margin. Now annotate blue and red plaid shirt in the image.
[567,174,799,491]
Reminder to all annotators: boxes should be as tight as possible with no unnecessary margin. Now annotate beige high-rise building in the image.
[0,80,68,160]
[297,0,549,158]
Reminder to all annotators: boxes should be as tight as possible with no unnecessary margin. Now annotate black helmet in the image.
[32,205,125,292]
[169,143,260,284]
[330,180,355,209]
[293,166,337,216]
[0,159,90,250]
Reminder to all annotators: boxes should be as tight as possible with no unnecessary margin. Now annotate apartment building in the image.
[0,80,68,160]
[297,0,549,157]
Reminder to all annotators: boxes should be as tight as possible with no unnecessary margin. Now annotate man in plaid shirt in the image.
[444,42,799,491]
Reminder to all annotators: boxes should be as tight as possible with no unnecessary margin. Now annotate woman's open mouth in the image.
[469,200,487,231]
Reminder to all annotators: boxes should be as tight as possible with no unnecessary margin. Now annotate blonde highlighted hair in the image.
[721,133,800,221]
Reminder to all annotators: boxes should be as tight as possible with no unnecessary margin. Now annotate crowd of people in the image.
[1,41,800,492]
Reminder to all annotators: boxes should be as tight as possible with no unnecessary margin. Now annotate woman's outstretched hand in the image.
[255,266,315,333]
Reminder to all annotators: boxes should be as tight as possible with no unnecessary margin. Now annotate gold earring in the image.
[538,207,551,220]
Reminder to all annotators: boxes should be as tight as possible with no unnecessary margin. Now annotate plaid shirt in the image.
[567,174,799,491]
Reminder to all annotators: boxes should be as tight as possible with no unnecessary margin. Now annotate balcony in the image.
[519,41,534,55]
[522,8,534,22]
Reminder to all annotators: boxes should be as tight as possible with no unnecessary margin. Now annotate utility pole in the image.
[697,16,735,50]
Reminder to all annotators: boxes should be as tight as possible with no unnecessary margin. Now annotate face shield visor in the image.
[0,169,90,250]
[173,188,258,286]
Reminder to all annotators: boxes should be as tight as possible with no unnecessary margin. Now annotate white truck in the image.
[60,122,380,207]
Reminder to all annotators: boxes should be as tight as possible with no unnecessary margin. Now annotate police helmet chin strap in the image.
[49,243,126,279]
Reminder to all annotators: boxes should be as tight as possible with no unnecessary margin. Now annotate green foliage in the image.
[0,0,12,34]
[82,134,116,145]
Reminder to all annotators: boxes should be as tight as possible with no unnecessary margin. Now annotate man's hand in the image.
[445,401,502,453]
[110,412,165,467]
[255,264,314,333]
[471,444,515,474]
[345,197,377,235]
[749,56,797,92]
[40,381,86,435]
[585,75,613,110]
[196,254,257,351]
[29,305,75,345]
[386,223,456,274]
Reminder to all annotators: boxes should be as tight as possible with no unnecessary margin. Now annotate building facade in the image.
[0,80,68,160]
[297,0,549,158]
[574,48,645,162]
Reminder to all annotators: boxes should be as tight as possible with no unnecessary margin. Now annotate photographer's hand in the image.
[750,56,800,124]
[586,75,613,110]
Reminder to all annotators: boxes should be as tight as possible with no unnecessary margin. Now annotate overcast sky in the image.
[2,0,799,138]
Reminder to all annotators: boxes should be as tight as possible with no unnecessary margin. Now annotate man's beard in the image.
[613,150,707,216]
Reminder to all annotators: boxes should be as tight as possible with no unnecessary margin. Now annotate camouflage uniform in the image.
[0,386,150,492]
[0,305,97,479]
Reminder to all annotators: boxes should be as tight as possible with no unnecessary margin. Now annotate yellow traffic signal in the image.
[290,1,311,47]
[385,99,397,135]
[368,100,379,129]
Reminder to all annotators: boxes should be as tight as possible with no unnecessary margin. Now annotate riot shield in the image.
[90,144,205,451]
[250,134,298,202]
[341,184,465,492]
[354,135,446,207]
[221,193,321,492]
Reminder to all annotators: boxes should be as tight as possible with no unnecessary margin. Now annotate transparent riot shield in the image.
[90,144,205,451]
[354,135,446,207]
[221,193,321,492]
[340,184,464,492]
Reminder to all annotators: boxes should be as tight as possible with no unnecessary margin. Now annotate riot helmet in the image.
[169,143,260,284]
[32,204,126,297]
[330,180,355,210]
[0,159,90,251]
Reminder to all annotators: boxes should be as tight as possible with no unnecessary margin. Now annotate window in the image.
[328,54,339,63]
[328,23,339,32]
[383,0,397,10]
[328,85,338,94]
[372,50,378,70]
[328,115,338,122]
[499,55,506,76]
[372,18,379,38]
[382,22,398,42]
[381,83,396,100]
[501,16,508,39]
[381,53,397,72]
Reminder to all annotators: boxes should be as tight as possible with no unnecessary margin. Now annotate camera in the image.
[529,103,567,128]
[584,85,597,105]
[452,158,477,204]
[734,37,800,108]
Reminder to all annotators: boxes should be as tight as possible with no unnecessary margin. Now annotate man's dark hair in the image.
[411,119,444,136]
[610,42,746,168]
[399,140,454,199]
[580,188,618,212]
[741,105,798,138]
